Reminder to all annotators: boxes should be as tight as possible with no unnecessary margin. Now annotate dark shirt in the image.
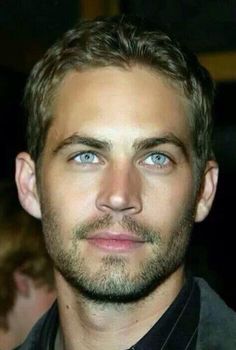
[129,276,200,349]
[14,277,236,349]
[15,276,200,349]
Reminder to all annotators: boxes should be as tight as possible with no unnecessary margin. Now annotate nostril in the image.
[96,173,142,214]
[96,198,142,215]
[120,206,136,212]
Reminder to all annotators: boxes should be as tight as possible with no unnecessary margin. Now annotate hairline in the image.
[34,62,203,187]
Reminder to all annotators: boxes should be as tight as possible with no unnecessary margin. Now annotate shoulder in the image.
[195,277,236,349]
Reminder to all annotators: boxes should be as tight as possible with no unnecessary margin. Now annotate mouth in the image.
[86,231,146,253]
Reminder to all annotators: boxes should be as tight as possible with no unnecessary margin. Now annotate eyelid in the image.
[143,151,174,162]
[68,150,101,163]
[139,151,175,168]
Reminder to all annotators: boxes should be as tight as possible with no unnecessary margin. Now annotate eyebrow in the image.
[133,133,189,159]
[53,132,189,159]
[53,134,112,154]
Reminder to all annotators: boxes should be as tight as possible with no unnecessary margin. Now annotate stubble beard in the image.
[41,204,195,304]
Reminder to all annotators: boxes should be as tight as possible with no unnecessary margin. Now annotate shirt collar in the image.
[127,275,200,350]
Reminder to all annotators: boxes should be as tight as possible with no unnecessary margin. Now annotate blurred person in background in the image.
[0,181,55,350]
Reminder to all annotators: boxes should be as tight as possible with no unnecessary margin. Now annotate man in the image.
[15,15,236,349]
[0,181,55,350]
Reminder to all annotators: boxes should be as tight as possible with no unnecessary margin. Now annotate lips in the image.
[86,231,145,252]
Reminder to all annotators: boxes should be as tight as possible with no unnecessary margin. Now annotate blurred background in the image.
[0,0,235,309]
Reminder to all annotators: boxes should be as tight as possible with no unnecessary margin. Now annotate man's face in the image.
[37,66,199,302]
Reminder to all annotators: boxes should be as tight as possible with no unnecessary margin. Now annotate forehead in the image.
[49,66,191,145]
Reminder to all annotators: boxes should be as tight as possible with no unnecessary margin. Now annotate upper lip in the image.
[86,231,145,242]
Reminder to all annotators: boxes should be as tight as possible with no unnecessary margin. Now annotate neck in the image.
[0,307,29,350]
[55,266,186,350]
[0,327,19,350]
[0,283,55,350]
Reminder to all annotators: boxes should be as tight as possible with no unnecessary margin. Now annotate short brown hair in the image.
[24,15,215,175]
[0,181,54,329]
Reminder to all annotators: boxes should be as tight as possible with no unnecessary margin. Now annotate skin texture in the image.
[16,66,218,350]
[38,67,197,303]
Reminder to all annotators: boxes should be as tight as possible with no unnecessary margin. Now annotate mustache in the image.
[73,214,160,244]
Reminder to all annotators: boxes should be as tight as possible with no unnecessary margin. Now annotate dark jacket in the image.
[14,278,236,350]
[196,278,236,349]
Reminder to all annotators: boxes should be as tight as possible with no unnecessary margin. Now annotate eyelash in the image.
[69,151,101,164]
[141,152,173,168]
[68,150,174,169]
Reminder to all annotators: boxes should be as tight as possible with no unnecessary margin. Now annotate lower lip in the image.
[87,238,144,252]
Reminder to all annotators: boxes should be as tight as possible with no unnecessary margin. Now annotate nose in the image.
[96,163,142,216]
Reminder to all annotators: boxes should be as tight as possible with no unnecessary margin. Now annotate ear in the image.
[13,270,31,297]
[15,152,42,219]
[195,160,219,223]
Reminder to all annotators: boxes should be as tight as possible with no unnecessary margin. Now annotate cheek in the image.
[40,168,100,227]
[142,175,195,230]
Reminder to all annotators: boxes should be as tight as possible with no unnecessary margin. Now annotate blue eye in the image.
[143,153,169,167]
[73,152,99,164]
